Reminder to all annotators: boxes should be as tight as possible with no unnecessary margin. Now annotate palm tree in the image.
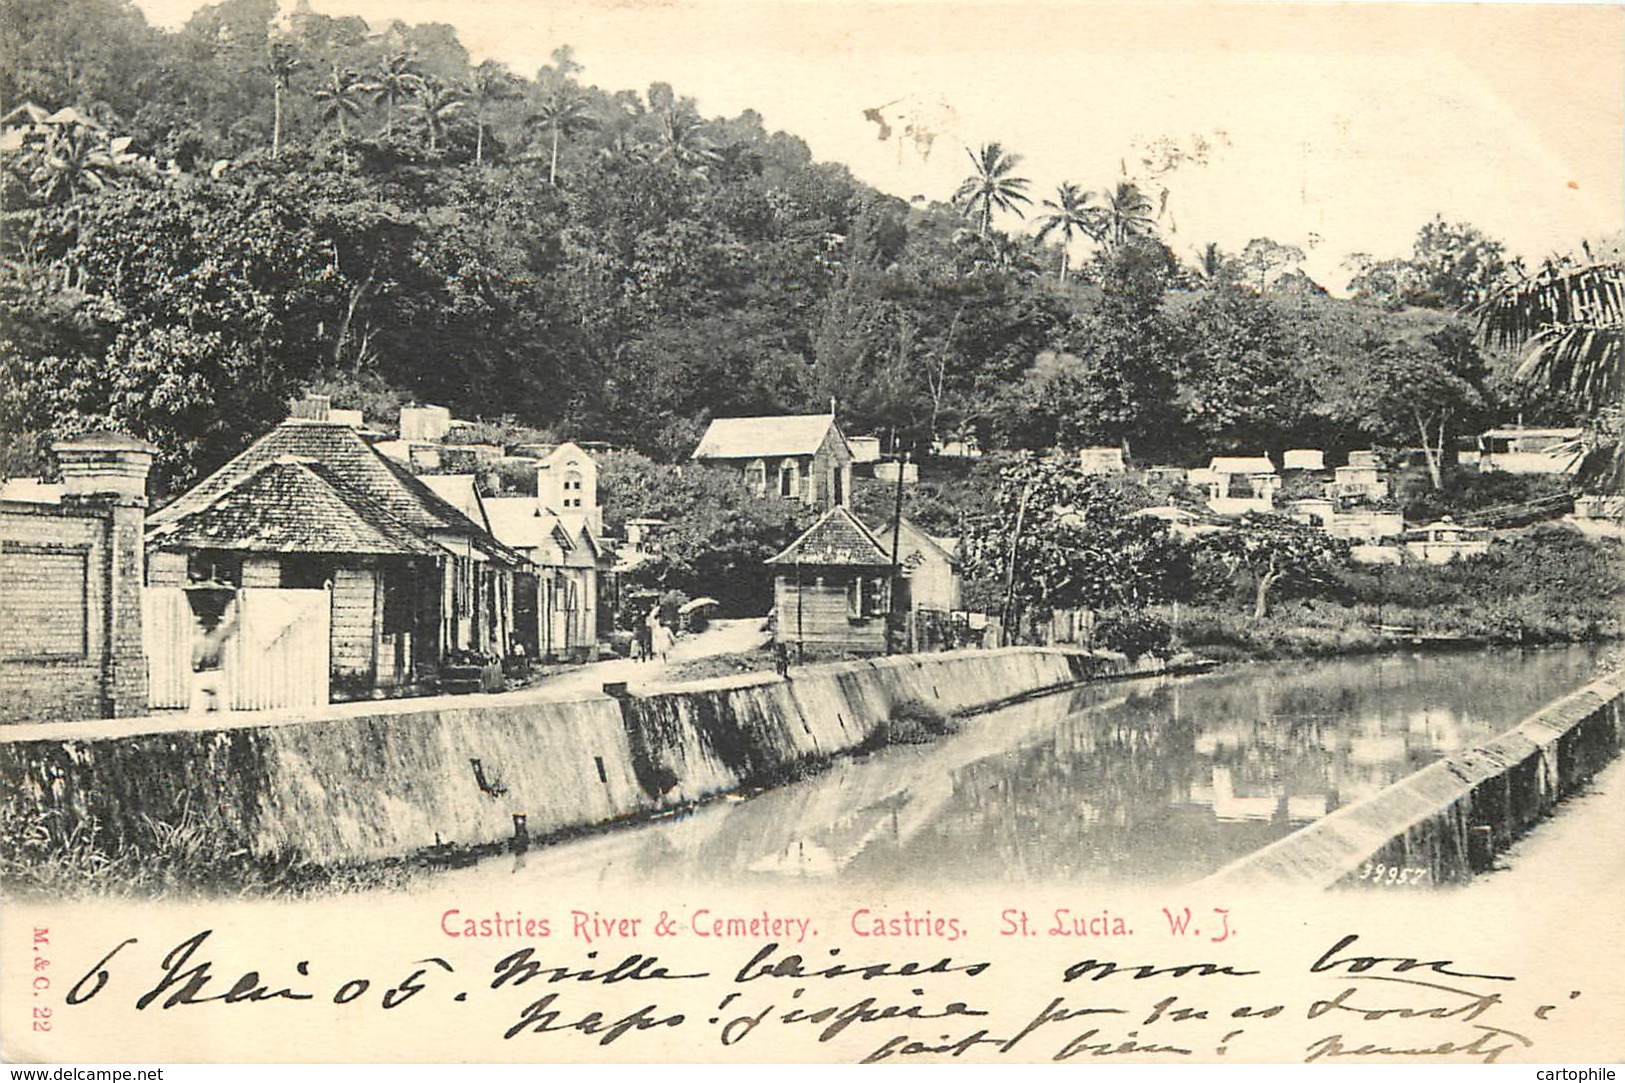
[409,78,465,154]
[22,122,138,205]
[528,88,596,184]
[1477,260,1625,493]
[952,142,1031,237]
[1094,181,1158,252]
[372,53,424,136]
[1033,182,1101,283]
[312,66,371,165]
[467,60,522,165]
[1476,260,1623,417]
[650,102,717,177]
[266,41,300,160]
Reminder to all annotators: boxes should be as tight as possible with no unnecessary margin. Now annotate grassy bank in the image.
[0,800,425,900]
[1145,526,1623,662]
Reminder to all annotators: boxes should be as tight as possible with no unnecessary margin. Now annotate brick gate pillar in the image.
[55,431,156,718]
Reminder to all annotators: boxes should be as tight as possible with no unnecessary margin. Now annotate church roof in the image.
[692,414,843,460]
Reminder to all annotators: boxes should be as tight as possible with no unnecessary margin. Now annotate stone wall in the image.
[1203,671,1624,890]
[0,647,1132,869]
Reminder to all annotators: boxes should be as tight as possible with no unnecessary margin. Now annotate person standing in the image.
[189,592,239,713]
[647,605,674,662]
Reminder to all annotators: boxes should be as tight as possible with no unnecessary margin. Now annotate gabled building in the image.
[692,413,854,509]
[1200,455,1281,516]
[879,517,961,615]
[145,418,522,695]
[766,506,895,653]
[483,442,611,663]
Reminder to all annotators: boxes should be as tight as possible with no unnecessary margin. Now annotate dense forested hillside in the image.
[0,0,1581,493]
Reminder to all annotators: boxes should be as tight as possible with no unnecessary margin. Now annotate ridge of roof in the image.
[692,414,844,460]
[145,458,441,557]
[767,505,893,566]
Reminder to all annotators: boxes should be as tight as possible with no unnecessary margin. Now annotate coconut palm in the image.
[527,88,597,184]
[651,104,718,177]
[312,66,371,166]
[409,78,465,154]
[266,41,300,159]
[372,53,424,136]
[466,60,522,165]
[1093,181,1158,252]
[1476,260,1623,417]
[952,142,1031,237]
[1033,182,1102,283]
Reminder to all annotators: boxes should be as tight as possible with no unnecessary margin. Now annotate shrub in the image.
[864,698,957,749]
[1094,610,1173,661]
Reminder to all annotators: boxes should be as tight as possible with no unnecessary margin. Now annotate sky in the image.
[131,0,1625,289]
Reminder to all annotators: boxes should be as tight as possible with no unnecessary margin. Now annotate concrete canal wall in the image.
[1204,671,1625,891]
[0,647,1143,869]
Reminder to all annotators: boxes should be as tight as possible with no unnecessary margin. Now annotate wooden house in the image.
[879,517,961,615]
[691,413,854,509]
[766,506,895,653]
[145,419,522,696]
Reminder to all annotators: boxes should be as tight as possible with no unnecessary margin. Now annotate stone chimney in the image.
[290,393,332,421]
[52,430,155,717]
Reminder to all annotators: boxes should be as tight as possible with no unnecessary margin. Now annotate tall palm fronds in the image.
[409,79,465,153]
[311,67,372,165]
[1093,181,1157,252]
[651,105,717,177]
[372,53,424,136]
[266,41,301,159]
[527,89,597,184]
[1475,260,1624,417]
[466,60,522,165]
[952,142,1031,237]
[1033,182,1102,283]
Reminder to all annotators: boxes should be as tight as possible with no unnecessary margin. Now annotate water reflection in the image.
[460,646,1605,890]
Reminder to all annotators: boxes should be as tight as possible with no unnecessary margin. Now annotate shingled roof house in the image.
[145,418,522,696]
[691,413,854,510]
[766,506,896,653]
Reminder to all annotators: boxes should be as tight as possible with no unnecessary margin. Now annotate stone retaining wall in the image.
[1204,671,1624,890]
[0,647,1143,870]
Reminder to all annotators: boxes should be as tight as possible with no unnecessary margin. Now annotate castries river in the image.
[455,645,1608,890]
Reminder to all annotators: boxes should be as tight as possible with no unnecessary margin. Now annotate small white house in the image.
[1204,456,1280,516]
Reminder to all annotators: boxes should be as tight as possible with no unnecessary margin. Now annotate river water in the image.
[459,646,1608,890]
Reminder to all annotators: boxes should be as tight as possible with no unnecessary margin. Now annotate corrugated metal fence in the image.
[230,588,329,710]
[143,586,330,712]
[142,588,193,709]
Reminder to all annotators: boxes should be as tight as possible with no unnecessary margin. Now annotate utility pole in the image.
[1000,481,1032,646]
[888,448,908,655]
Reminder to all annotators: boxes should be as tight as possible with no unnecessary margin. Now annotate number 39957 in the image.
[1357,862,1429,886]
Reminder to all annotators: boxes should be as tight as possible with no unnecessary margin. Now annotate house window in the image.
[746,459,767,497]
[187,551,243,586]
[778,459,800,498]
[832,467,845,506]
[866,575,889,617]
[564,470,583,509]
[847,575,863,619]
